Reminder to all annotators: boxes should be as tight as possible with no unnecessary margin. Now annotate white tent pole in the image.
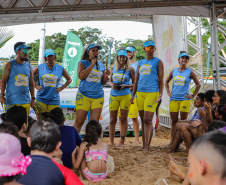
[183,16,188,52]
[38,23,46,65]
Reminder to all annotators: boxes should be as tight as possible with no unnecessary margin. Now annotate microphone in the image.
[94,55,98,70]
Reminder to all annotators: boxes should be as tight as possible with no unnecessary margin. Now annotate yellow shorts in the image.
[137,91,159,112]
[109,94,131,111]
[169,100,191,113]
[118,98,138,118]
[76,93,104,112]
[36,100,60,112]
[4,103,30,115]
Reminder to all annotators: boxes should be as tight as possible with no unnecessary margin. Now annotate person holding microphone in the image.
[73,44,110,133]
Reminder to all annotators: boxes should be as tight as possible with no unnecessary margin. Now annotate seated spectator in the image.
[17,119,83,185]
[0,133,31,185]
[0,121,20,139]
[50,107,82,168]
[4,106,30,156]
[171,93,205,152]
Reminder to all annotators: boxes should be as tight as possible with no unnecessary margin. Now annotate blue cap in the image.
[126,46,135,52]
[44,49,55,57]
[178,53,190,59]
[87,44,102,52]
[15,43,32,54]
[144,40,155,47]
[117,50,127,57]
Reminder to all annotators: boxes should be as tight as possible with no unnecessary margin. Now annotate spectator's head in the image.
[27,119,61,154]
[194,93,205,108]
[215,105,226,122]
[0,113,6,122]
[49,107,65,126]
[0,133,31,184]
[0,122,20,139]
[39,112,50,119]
[213,90,226,105]
[188,131,226,185]
[5,106,27,132]
[204,90,215,104]
[208,120,226,132]
[83,119,102,150]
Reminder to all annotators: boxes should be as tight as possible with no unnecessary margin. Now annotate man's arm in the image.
[29,64,35,108]
[0,62,11,104]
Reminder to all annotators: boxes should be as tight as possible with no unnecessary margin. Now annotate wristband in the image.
[31,97,35,100]
[0,94,5,98]
[103,76,108,79]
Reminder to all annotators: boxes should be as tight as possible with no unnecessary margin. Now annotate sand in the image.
[91,126,188,185]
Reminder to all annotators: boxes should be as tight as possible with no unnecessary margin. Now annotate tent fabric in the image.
[0,0,225,26]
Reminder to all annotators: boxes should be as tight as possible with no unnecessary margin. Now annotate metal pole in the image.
[183,16,188,52]
[210,4,217,90]
[38,23,46,65]
[212,3,221,90]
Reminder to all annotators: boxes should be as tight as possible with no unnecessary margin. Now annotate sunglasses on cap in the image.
[22,48,28,54]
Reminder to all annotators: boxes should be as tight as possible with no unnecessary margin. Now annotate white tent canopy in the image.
[0,0,225,26]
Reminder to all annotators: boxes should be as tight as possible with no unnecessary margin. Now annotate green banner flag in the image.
[62,31,83,87]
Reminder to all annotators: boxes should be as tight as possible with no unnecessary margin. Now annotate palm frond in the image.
[0,27,14,49]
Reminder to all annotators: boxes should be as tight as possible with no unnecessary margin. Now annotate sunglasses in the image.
[118,56,126,58]
[144,46,155,52]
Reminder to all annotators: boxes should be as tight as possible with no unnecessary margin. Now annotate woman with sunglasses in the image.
[131,40,164,151]
[109,49,135,147]
[73,44,110,133]
[33,49,72,113]
[165,51,201,146]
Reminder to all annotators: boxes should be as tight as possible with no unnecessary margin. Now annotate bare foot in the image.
[108,143,115,147]
[169,160,187,180]
[143,147,149,151]
[168,169,183,183]
[134,140,140,145]
[169,155,181,165]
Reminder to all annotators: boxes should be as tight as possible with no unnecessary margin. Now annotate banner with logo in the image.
[62,31,83,87]
[153,15,183,115]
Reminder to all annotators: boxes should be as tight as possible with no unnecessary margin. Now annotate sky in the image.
[0,20,153,58]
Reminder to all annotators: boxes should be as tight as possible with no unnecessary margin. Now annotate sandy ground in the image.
[82,126,188,185]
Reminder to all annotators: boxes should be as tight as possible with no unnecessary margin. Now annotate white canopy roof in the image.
[0,0,225,26]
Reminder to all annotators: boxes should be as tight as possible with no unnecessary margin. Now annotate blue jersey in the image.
[78,60,105,99]
[36,63,64,105]
[171,67,192,101]
[110,65,131,96]
[5,60,31,105]
[137,57,160,92]
[130,62,138,98]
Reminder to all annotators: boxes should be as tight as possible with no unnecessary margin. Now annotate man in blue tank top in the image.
[0,42,35,115]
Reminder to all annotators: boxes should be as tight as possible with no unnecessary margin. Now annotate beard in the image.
[19,56,29,62]
[129,54,134,60]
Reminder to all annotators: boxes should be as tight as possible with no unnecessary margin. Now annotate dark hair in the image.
[208,120,226,132]
[5,106,27,130]
[83,120,102,151]
[14,42,25,51]
[40,112,50,119]
[217,105,226,122]
[24,116,36,135]
[216,90,225,98]
[0,113,6,121]
[29,119,61,153]
[0,122,20,139]
[49,107,64,126]
[197,93,205,101]
[191,131,226,178]
[0,175,20,184]
[204,90,215,103]
[220,93,226,104]
[81,47,89,61]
